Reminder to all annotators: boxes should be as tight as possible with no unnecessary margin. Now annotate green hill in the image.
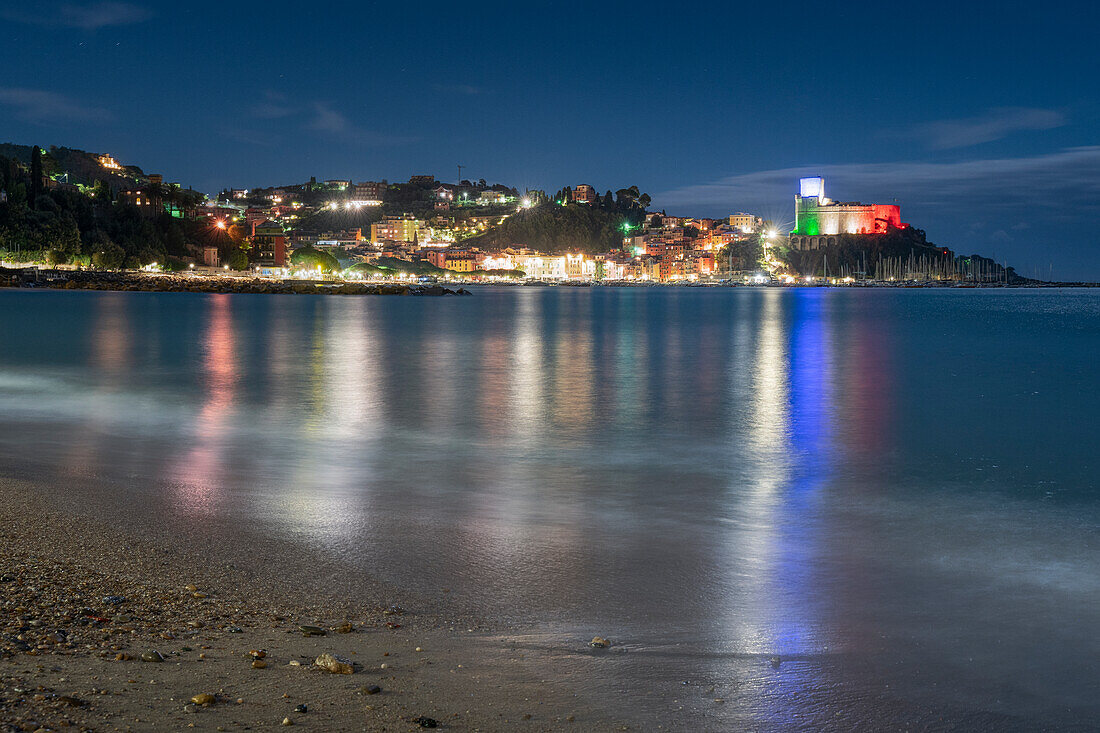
[464,203,636,255]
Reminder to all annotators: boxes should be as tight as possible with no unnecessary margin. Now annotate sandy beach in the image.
[0,479,623,732]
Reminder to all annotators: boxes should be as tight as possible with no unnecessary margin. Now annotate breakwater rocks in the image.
[5,270,473,296]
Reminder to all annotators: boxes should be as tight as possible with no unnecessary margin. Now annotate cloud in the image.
[307,102,353,135]
[654,148,1100,275]
[305,102,417,146]
[653,147,1100,217]
[2,2,152,30]
[0,87,113,123]
[902,107,1066,150]
[251,91,294,120]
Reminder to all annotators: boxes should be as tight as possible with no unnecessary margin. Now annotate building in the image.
[324,180,351,190]
[353,181,386,204]
[476,190,509,206]
[513,255,567,279]
[98,154,122,171]
[202,246,220,268]
[118,188,160,210]
[727,213,760,233]
[371,216,421,243]
[789,177,906,250]
[251,220,287,267]
[571,184,598,205]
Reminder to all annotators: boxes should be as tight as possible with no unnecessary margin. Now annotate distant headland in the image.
[0,142,1079,288]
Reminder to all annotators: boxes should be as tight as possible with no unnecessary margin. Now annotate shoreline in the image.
[0,270,472,297]
[3,268,1096,297]
[0,477,617,731]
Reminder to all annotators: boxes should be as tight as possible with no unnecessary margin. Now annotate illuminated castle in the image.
[789,177,907,251]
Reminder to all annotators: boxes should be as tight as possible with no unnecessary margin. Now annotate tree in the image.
[290,245,341,273]
[30,146,42,209]
[91,179,112,203]
[90,232,125,270]
[227,249,249,271]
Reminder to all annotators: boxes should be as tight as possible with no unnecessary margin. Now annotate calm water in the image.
[1,287,1098,729]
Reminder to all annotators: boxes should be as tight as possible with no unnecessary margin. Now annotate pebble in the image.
[415,646,423,652]
[314,653,354,674]
[294,704,308,713]
[288,660,301,666]
[183,704,198,713]
[250,649,267,658]
[362,685,381,695]
[281,716,293,726]
[414,716,439,729]
[140,650,164,663]
[335,622,354,633]
[589,637,611,648]
[299,625,326,636]
[191,693,215,706]
[252,659,267,669]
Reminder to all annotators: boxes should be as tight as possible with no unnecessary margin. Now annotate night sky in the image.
[2,1,1098,278]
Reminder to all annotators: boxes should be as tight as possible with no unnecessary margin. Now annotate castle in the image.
[788,177,907,251]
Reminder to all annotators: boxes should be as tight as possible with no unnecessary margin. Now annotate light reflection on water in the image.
[1,287,1098,728]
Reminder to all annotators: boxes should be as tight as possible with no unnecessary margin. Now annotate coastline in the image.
[4,270,1097,296]
[0,270,471,297]
[0,477,615,731]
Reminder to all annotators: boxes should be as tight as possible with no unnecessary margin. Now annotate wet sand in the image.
[0,480,618,732]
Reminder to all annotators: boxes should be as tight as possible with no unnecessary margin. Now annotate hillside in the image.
[0,143,147,189]
[464,203,634,255]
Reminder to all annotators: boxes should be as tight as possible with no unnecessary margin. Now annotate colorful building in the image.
[790,177,907,250]
[371,216,422,243]
[251,220,287,267]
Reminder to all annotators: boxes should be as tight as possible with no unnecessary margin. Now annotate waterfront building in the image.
[251,220,287,267]
[514,255,567,279]
[565,253,595,279]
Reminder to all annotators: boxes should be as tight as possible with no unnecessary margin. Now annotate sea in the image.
[1,286,1097,730]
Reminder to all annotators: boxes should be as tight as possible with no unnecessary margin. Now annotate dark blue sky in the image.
[2,0,1098,278]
